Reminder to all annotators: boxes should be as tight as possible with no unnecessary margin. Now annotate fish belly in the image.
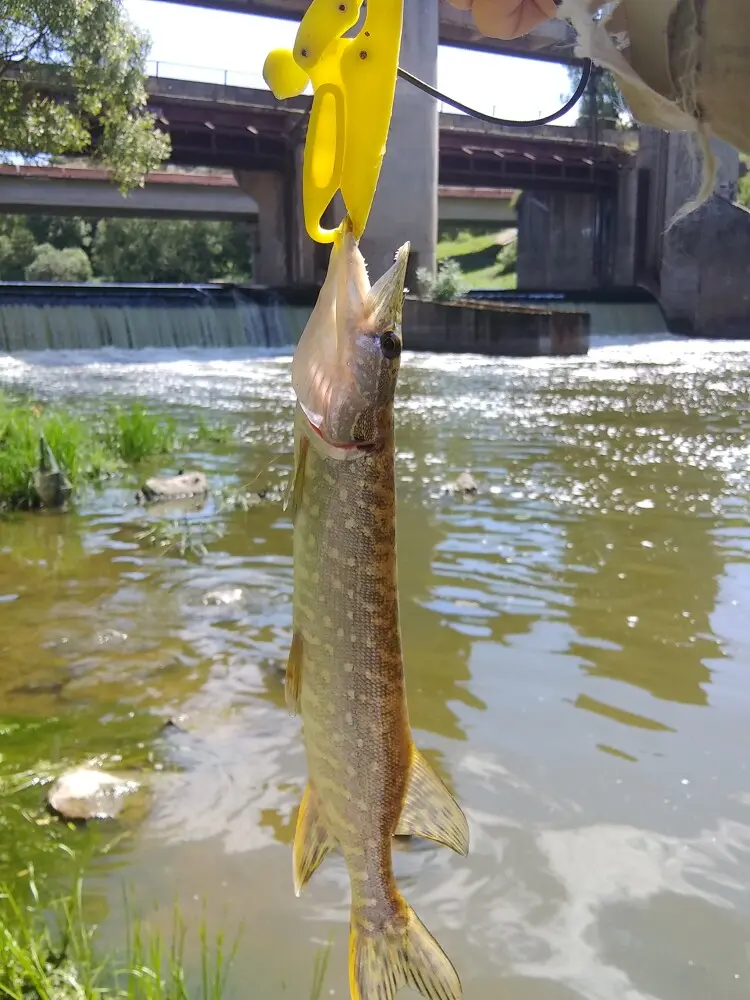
[293,422,410,890]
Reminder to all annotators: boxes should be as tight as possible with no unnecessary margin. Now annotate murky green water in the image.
[2,337,750,1000]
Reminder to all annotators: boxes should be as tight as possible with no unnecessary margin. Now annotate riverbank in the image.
[1,872,239,1000]
[1,871,332,1000]
[0,391,229,511]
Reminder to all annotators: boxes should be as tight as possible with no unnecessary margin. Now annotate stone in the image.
[448,471,479,495]
[47,767,139,821]
[138,471,209,503]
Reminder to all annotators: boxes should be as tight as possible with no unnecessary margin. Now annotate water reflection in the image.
[2,337,750,1000]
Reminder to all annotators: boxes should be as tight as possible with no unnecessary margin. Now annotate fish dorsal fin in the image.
[293,782,337,896]
[395,747,469,856]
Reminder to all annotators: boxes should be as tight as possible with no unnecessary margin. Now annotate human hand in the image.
[446,0,558,40]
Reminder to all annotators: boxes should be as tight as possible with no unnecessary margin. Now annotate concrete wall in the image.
[0,167,259,220]
[438,190,516,230]
[661,198,750,335]
[516,190,599,290]
[638,128,749,334]
[403,296,589,356]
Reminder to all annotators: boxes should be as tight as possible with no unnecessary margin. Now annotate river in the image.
[1,336,750,1000]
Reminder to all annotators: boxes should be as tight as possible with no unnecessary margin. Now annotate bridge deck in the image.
[146,0,580,63]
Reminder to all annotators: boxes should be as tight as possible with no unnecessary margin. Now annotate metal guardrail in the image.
[144,59,534,119]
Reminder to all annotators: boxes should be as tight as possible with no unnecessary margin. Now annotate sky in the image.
[123,0,579,126]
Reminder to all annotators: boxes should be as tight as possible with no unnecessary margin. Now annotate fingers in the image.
[446,0,559,39]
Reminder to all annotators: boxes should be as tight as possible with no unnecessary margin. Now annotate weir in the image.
[466,288,670,338]
[0,283,314,353]
[0,282,599,357]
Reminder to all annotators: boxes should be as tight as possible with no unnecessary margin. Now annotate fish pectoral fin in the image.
[395,747,469,857]
[293,782,336,896]
[349,898,462,1000]
[285,630,304,715]
[283,432,308,523]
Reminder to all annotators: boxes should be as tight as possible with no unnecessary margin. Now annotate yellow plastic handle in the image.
[263,0,404,245]
[303,75,346,243]
[339,0,405,239]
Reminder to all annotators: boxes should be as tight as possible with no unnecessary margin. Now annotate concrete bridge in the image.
[24,68,628,290]
[0,162,516,231]
[144,75,625,192]
[142,74,629,289]
[147,0,580,63]
[19,58,750,333]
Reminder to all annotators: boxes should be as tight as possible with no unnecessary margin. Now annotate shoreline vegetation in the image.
[1,871,239,1000]
[1,870,331,1000]
[0,392,230,512]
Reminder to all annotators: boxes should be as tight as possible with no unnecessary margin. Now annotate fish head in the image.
[291,228,410,451]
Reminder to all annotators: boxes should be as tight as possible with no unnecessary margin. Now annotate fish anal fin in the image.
[349,899,462,1000]
[285,629,303,715]
[283,431,308,523]
[293,782,336,896]
[395,747,469,857]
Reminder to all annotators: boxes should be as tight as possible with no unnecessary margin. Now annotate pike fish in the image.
[285,227,469,1000]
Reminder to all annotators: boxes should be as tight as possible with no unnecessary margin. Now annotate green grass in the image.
[460,267,517,291]
[436,230,518,293]
[0,396,116,511]
[0,870,240,1000]
[436,232,501,261]
[0,394,232,511]
[0,870,331,1000]
[101,405,177,466]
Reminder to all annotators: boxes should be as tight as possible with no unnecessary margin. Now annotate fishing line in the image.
[396,58,593,128]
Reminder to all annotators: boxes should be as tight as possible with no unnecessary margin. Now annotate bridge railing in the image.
[145,59,507,118]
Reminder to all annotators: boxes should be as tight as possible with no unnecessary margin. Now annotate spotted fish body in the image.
[285,227,469,1000]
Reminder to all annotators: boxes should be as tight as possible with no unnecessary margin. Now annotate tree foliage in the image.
[25,243,93,280]
[0,214,255,283]
[567,66,631,131]
[0,0,170,189]
[91,218,254,282]
[0,216,37,279]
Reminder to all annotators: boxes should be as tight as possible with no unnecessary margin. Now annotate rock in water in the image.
[47,767,140,821]
[444,471,478,496]
[454,471,478,494]
[34,434,72,509]
[139,471,209,503]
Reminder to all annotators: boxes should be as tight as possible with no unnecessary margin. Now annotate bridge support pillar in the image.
[517,191,602,290]
[235,169,288,285]
[236,159,319,287]
[638,128,749,335]
[359,0,438,287]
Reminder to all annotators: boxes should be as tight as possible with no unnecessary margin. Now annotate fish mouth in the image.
[367,241,410,331]
[300,402,371,452]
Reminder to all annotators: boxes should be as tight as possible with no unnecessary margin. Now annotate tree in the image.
[567,66,632,131]
[0,0,170,189]
[25,243,93,281]
[0,216,37,279]
[0,213,256,282]
[91,218,254,283]
[25,214,92,250]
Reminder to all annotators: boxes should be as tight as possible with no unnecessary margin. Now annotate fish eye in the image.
[379,331,401,360]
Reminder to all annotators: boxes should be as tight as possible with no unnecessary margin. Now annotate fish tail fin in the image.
[349,898,461,1000]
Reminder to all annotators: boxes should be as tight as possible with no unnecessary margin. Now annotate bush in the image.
[416,259,465,302]
[25,244,93,282]
[496,238,518,276]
